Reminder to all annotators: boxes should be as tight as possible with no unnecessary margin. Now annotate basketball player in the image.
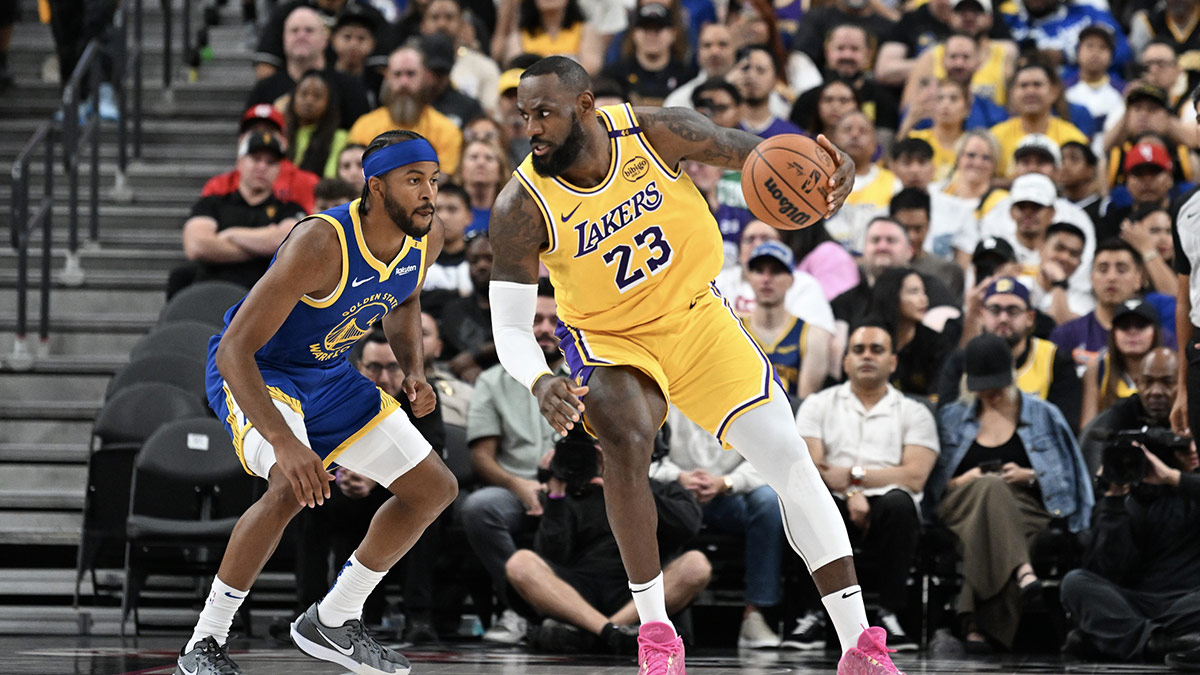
[490,57,902,675]
[175,130,458,675]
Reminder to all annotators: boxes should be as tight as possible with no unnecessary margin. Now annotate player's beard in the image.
[531,112,586,178]
[383,83,425,127]
[383,187,433,238]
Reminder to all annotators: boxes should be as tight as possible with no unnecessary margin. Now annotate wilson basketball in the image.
[740,134,837,231]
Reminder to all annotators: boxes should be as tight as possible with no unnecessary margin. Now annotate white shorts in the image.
[239,399,432,487]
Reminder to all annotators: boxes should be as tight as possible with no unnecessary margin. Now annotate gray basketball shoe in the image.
[290,602,412,675]
[175,636,242,675]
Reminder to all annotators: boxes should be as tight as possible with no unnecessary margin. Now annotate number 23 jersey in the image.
[514,103,724,333]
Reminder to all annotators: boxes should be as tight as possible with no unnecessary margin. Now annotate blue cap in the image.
[747,240,794,273]
[983,276,1030,307]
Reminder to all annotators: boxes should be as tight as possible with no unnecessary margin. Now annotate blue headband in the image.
[362,138,440,180]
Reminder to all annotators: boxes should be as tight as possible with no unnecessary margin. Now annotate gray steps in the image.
[1,373,112,401]
[0,442,90,464]
[0,464,87,509]
[0,400,102,422]
[0,289,167,316]
[0,310,159,333]
[0,268,169,292]
[0,512,82,545]
[0,246,187,273]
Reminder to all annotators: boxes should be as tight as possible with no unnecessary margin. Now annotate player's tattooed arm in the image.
[490,178,549,285]
[637,106,760,171]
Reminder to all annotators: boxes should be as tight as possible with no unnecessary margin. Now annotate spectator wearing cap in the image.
[179,132,307,293]
[1000,0,1131,73]
[201,105,320,214]
[731,44,806,139]
[988,62,1088,177]
[1058,141,1102,226]
[1099,139,1180,245]
[419,0,502,117]
[713,220,837,338]
[1081,298,1165,426]
[1025,221,1091,324]
[900,0,1016,112]
[890,187,966,306]
[1051,238,1176,370]
[347,44,463,173]
[414,32,485,129]
[253,0,388,82]
[971,236,1022,283]
[940,276,1080,428]
[1103,83,1198,193]
[737,241,832,399]
[245,6,371,131]
[1064,23,1125,131]
[499,0,602,74]
[1003,173,1058,276]
[928,333,1092,652]
[600,3,696,107]
[790,23,901,135]
[794,321,939,653]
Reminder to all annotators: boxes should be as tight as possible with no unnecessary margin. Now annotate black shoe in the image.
[964,636,996,655]
[1063,629,1104,661]
[1147,631,1200,662]
[532,618,598,654]
[876,610,919,652]
[1167,644,1200,671]
[780,611,826,650]
[600,622,639,655]
[1018,578,1045,611]
[403,618,438,644]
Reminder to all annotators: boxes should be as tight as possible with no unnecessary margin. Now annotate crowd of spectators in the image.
[169,0,1200,665]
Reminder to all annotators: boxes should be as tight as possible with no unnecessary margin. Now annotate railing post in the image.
[39,125,55,352]
[88,53,101,246]
[111,0,133,202]
[161,0,175,108]
[9,157,31,371]
[133,0,144,158]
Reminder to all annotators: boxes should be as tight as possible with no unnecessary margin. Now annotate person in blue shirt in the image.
[1003,0,1132,74]
[176,130,459,675]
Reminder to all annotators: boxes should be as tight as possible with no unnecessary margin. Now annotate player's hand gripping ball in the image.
[740,134,839,231]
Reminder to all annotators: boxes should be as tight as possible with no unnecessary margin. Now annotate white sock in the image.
[629,572,674,631]
[318,553,387,628]
[822,585,869,653]
[187,576,248,651]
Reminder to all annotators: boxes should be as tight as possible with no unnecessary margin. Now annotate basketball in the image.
[740,134,837,231]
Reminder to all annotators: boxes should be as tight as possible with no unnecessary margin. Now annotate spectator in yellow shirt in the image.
[990,61,1086,176]
[348,44,463,174]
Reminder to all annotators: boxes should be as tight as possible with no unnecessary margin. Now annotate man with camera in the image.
[503,430,712,655]
[1079,347,1178,475]
[1060,408,1200,667]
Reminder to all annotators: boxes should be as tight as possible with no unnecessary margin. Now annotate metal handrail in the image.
[5,0,183,370]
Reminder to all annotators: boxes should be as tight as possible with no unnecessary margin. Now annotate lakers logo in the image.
[622,156,650,182]
[309,301,391,361]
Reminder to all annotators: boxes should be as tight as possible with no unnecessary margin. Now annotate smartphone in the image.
[979,460,1002,474]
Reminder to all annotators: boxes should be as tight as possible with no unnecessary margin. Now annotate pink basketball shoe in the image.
[837,626,905,675]
[637,622,686,675]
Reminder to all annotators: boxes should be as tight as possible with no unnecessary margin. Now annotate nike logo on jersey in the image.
[562,203,581,222]
[352,276,374,287]
[314,623,356,656]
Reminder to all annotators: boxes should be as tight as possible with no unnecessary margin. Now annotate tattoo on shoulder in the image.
[640,107,758,170]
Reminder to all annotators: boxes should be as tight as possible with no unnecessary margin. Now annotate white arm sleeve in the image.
[489,280,553,392]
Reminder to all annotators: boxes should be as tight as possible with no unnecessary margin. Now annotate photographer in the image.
[503,430,711,655]
[1060,430,1200,667]
[1079,347,1178,475]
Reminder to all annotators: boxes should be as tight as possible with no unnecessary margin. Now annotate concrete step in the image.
[0,288,167,317]
[0,141,235,163]
[2,332,144,358]
[0,465,87,509]
[4,118,242,147]
[1,373,113,402]
[0,246,187,274]
[0,442,90,464]
[0,267,169,292]
[0,512,82,545]
[41,227,183,250]
[22,158,228,192]
[0,400,102,422]
[0,309,159,334]
[2,420,94,447]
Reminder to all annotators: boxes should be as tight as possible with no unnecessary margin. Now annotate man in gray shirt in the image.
[463,279,564,643]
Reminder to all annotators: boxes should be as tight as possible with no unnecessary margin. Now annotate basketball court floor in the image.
[0,637,1173,675]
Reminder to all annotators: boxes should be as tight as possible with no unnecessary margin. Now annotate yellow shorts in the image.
[554,284,780,445]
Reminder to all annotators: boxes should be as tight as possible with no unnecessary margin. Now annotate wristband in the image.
[1050,279,1069,290]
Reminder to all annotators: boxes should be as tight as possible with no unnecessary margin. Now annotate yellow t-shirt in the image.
[520,23,583,57]
[989,117,1087,176]
[932,41,1009,105]
[847,165,901,210]
[347,106,464,174]
[907,129,959,182]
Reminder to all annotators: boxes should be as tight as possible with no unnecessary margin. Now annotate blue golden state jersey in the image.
[740,316,807,397]
[514,103,724,333]
[208,198,428,375]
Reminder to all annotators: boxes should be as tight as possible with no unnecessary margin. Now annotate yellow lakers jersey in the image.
[932,41,1009,105]
[514,103,724,333]
[1015,337,1057,399]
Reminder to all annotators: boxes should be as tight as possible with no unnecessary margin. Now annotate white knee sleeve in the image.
[724,384,853,573]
